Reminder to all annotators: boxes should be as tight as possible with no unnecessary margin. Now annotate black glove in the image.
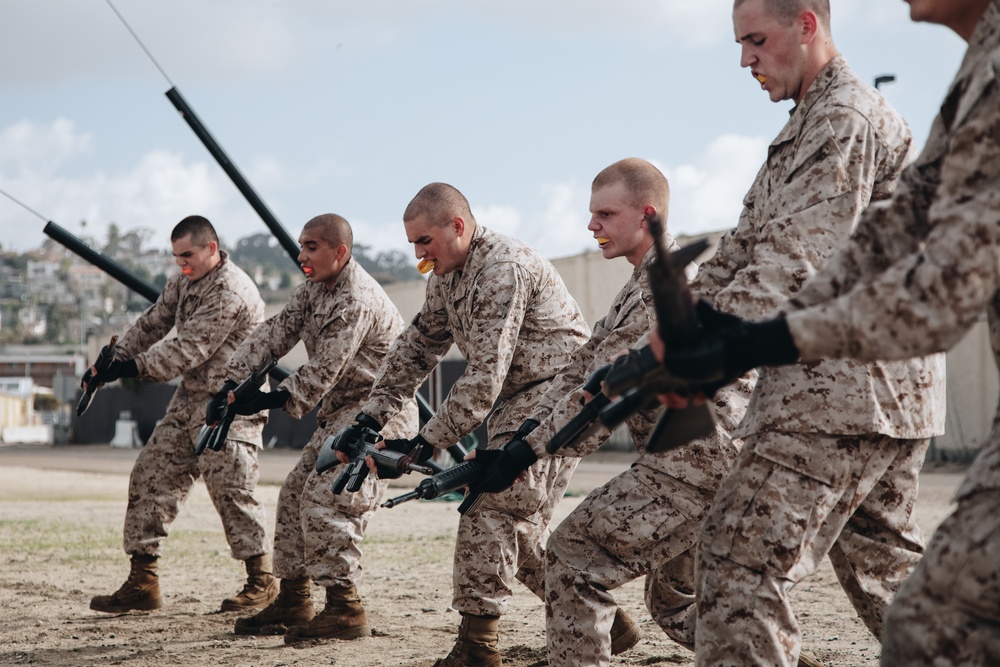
[382,434,435,462]
[92,358,139,385]
[316,413,384,475]
[81,343,117,389]
[332,413,383,458]
[663,300,800,391]
[470,438,539,494]
[230,388,290,416]
[206,380,238,425]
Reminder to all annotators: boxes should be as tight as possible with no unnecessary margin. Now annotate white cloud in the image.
[0,119,92,179]
[474,181,593,261]
[659,133,769,236]
[0,0,736,88]
[0,119,263,254]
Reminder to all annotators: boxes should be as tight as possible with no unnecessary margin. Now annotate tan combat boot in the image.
[220,553,279,612]
[233,576,315,635]
[610,607,641,655]
[90,554,162,613]
[432,613,502,667]
[283,584,371,644]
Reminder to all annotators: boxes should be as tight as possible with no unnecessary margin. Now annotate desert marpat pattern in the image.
[117,251,267,445]
[226,259,418,586]
[687,56,944,666]
[542,243,756,667]
[783,5,1000,664]
[113,252,270,558]
[363,224,591,618]
[692,54,945,442]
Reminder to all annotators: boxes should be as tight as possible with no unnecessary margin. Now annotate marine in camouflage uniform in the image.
[356,183,590,666]
[222,214,417,642]
[88,215,274,614]
[686,3,945,664]
[531,159,753,667]
[768,2,1000,664]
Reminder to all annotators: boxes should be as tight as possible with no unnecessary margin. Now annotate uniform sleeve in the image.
[135,283,251,383]
[225,290,306,407]
[280,303,378,419]
[698,109,889,319]
[690,190,758,304]
[788,91,1000,361]
[363,283,453,429]
[529,293,653,458]
[418,261,532,449]
[114,280,179,362]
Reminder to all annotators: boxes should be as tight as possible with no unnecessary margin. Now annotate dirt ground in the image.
[0,444,964,667]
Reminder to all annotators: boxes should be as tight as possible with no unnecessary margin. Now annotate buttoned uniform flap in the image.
[582,465,707,554]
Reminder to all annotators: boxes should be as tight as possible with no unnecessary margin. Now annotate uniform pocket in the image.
[708,455,840,579]
[583,467,706,558]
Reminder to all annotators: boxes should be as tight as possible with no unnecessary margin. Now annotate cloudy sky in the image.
[0,1,968,266]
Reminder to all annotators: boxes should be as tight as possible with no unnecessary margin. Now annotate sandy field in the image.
[0,444,964,667]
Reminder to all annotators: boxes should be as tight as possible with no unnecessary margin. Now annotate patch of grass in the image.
[0,518,120,565]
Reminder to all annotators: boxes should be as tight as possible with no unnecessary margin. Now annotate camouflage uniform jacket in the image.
[692,54,945,441]
[786,3,1000,497]
[529,244,753,489]
[363,225,591,447]
[225,260,408,427]
[115,251,266,444]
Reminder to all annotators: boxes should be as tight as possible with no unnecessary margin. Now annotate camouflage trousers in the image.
[272,409,390,588]
[452,454,579,617]
[124,412,269,560]
[881,489,1000,667]
[694,432,928,667]
[545,462,718,667]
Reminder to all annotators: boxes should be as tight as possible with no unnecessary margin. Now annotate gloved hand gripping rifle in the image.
[381,418,540,515]
[196,358,277,455]
[598,209,724,452]
[77,335,119,416]
[315,416,436,495]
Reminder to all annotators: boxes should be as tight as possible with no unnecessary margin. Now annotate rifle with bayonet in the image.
[597,209,723,452]
[381,418,540,515]
[315,416,436,495]
[196,358,278,455]
[77,335,119,416]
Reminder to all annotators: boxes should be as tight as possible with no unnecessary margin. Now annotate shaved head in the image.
[403,182,476,227]
[734,0,831,29]
[592,158,670,216]
[171,215,219,247]
[303,213,353,258]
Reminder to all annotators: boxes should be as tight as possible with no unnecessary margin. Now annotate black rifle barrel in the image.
[45,221,159,303]
[164,87,301,269]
